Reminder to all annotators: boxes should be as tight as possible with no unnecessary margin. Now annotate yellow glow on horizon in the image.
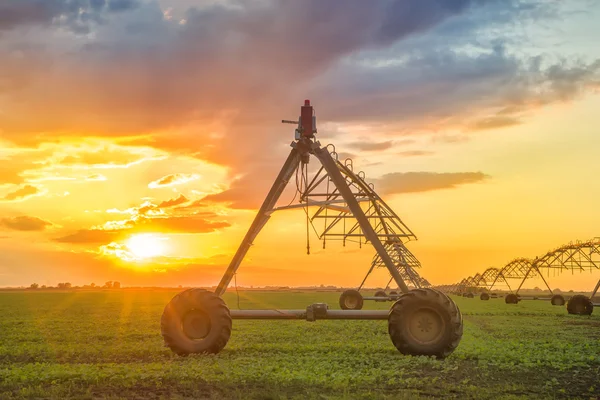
[126,234,168,259]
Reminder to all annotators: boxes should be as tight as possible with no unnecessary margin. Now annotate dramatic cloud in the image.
[158,194,189,208]
[375,172,490,194]
[0,216,52,231]
[131,215,230,234]
[467,116,522,131]
[348,141,395,151]
[55,195,230,245]
[2,185,41,201]
[0,0,552,148]
[55,228,122,244]
[58,147,148,167]
[148,174,200,188]
[55,214,230,244]
[0,0,141,34]
[0,164,26,185]
[397,150,435,157]
[0,0,597,214]
[201,172,274,210]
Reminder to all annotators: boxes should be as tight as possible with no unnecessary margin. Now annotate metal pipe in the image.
[363,296,398,301]
[230,309,389,320]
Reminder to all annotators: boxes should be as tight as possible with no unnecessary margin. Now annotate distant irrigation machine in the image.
[161,100,463,358]
[439,238,600,315]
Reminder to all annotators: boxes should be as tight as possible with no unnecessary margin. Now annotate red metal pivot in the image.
[300,99,314,138]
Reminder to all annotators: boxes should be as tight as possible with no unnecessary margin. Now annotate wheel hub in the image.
[182,309,211,340]
[408,308,445,344]
[345,296,358,309]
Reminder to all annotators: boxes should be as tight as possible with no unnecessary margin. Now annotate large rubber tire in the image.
[374,290,387,302]
[339,289,364,310]
[567,295,593,315]
[161,289,232,356]
[550,294,565,306]
[505,293,519,304]
[388,288,463,359]
[480,292,490,301]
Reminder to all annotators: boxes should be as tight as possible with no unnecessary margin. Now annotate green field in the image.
[1,290,599,399]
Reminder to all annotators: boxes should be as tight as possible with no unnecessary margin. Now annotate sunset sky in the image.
[1,0,599,290]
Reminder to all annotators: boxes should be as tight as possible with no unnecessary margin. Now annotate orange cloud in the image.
[55,229,123,244]
[375,172,490,195]
[0,216,52,231]
[55,213,230,245]
[58,146,151,167]
[2,185,41,201]
[158,194,189,208]
[178,199,209,209]
[130,216,230,234]
[467,116,521,131]
[0,164,26,185]
[148,174,199,189]
[397,150,435,157]
[348,141,394,151]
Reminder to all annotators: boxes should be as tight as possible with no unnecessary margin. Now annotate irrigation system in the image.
[437,238,600,315]
[160,100,463,358]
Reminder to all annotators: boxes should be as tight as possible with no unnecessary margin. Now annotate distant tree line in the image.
[28,281,121,290]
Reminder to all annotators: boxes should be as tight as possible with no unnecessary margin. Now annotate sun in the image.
[126,234,167,259]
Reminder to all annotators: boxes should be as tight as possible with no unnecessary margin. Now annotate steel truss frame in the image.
[290,151,428,291]
[441,238,600,300]
[215,129,425,297]
[512,238,600,300]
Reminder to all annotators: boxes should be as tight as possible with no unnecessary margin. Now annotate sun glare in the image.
[126,234,167,259]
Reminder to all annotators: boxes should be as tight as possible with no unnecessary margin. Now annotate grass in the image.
[0,289,599,399]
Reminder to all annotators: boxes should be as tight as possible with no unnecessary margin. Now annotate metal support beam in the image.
[384,276,394,291]
[591,279,600,299]
[358,264,375,290]
[313,146,410,293]
[215,148,302,296]
[515,264,534,294]
[230,309,389,320]
[537,267,554,295]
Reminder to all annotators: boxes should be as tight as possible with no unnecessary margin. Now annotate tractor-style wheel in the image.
[567,295,593,315]
[550,294,565,306]
[388,288,463,359]
[480,292,490,301]
[339,289,364,310]
[505,293,519,304]
[161,289,232,356]
[374,290,387,302]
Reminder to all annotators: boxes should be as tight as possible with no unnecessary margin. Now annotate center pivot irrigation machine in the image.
[439,238,600,315]
[161,100,463,358]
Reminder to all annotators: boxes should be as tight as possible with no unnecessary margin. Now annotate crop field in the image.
[0,290,599,399]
